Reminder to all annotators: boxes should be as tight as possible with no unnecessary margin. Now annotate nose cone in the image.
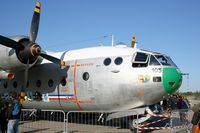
[162,68,182,94]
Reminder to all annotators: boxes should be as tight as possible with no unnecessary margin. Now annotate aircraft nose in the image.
[162,68,182,94]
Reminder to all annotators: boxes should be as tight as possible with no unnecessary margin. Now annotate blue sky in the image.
[0,0,199,92]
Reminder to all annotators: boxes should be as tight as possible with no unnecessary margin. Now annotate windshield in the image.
[165,56,178,67]
[149,55,160,66]
[154,54,177,67]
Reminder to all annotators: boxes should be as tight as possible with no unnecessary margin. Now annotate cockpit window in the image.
[154,55,169,66]
[166,56,178,67]
[154,55,177,67]
[134,52,148,63]
[132,52,149,68]
[149,55,160,66]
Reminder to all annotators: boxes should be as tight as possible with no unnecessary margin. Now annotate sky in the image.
[0,0,199,92]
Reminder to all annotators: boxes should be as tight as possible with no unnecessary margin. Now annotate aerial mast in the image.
[111,34,114,47]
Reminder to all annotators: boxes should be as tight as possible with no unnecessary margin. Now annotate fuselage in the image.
[0,45,182,112]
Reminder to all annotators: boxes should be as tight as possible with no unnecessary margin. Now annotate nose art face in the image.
[162,68,182,94]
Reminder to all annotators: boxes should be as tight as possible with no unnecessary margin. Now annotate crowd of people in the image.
[0,92,21,133]
[150,93,200,133]
[150,93,190,114]
[162,94,190,112]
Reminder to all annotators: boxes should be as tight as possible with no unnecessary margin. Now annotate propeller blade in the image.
[0,35,24,50]
[40,53,65,66]
[29,2,41,42]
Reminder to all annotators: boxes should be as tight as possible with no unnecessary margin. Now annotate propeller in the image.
[0,2,65,66]
[0,2,66,89]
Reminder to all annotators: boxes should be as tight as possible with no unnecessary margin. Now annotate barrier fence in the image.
[19,109,66,133]
[170,109,192,133]
[19,109,192,133]
[66,111,139,133]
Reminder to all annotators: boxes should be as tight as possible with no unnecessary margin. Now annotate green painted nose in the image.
[162,68,182,94]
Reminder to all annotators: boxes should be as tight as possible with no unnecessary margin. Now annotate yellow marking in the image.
[34,8,40,13]
[34,2,41,13]
[60,60,65,66]
[36,2,41,7]
[19,91,26,103]
[138,75,144,83]
[138,75,150,83]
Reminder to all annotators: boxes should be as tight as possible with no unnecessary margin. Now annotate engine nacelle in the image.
[0,36,42,71]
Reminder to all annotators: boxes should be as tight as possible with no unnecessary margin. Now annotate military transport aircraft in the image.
[0,2,182,128]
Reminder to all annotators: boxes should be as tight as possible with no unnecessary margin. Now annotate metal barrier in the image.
[19,109,192,133]
[67,110,192,133]
[20,109,66,133]
[66,111,139,133]
[134,109,192,133]
[170,109,192,133]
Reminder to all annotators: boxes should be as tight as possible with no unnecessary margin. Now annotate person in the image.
[177,96,185,122]
[34,91,42,101]
[171,94,178,110]
[7,92,21,133]
[179,97,189,122]
[177,96,183,110]
[0,100,8,133]
[162,98,167,111]
[191,107,200,133]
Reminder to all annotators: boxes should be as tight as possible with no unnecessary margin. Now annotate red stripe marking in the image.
[49,97,75,101]
[73,61,82,110]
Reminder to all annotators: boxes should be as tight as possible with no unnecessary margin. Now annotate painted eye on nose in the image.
[169,82,175,88]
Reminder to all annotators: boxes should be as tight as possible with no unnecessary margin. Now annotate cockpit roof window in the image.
[149,55,160,66]
[133,52,148,63]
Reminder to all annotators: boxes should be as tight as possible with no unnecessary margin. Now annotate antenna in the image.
[182,73,189,92]
[186,74,189,92]
[111,35,114,47]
